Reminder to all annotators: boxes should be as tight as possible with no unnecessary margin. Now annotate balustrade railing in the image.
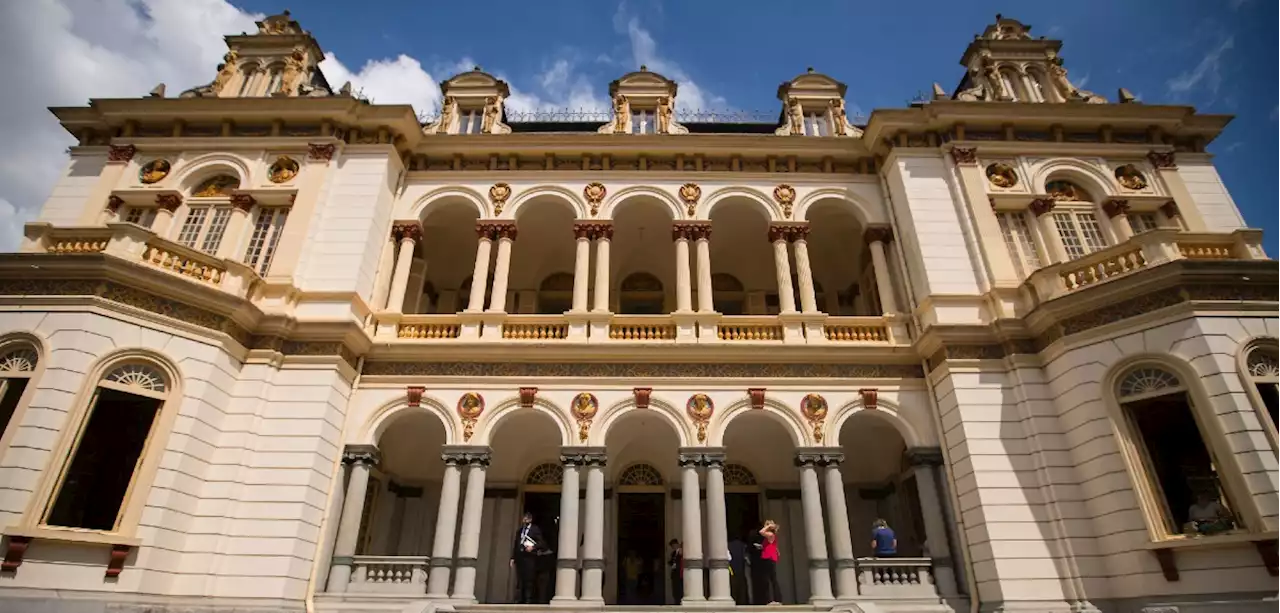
[608,315,677,341]
[856,557,936,597]
[142,241,226,285]
[823,317,890,342]
[717,316,785,341]
[502,315,569,340]
[347,555,429,594]
[42,227,113,254]
[398,315,462,339]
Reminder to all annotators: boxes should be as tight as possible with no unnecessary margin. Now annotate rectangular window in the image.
[1053,210,1108,260]
[199,208,232,254]
[176,207,209,247]
[243,207,289,276]
[1128,212,1160,235]
[45,388,161,531]
[804,112,829,136]
[122,207,156,229]
[997,211,1042,277]
[631,110,654,134]
[176,206,232,254]
[457,110,483,134]
[0,378,30,437]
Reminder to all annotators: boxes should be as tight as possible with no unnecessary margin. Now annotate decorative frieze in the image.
[362,360,925,378]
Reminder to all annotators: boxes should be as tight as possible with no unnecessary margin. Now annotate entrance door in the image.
[521,492,560,604]
[616,493,666,605]
[726,492,761,544]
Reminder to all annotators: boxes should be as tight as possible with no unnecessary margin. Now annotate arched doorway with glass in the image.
[604,408,680,604]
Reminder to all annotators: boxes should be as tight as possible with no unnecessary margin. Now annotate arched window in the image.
[537,272,575,314]
[178,174,241,255]
[526,462,564,485]
[44,362,171,532]
[236,65,259,97]
[0,345,38,438]
[1023,68,1047,102]
[1244,344,1278,435]
[1045,178,1107,259]
[1115,365,1238,537]
[723,464,757,487]
[619,272,664,314]
[617,463,664,486]
[710,273,745,315]
[265,66,284,95]
[999,67,1023,101]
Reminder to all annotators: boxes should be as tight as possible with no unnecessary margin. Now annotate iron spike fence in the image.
[416,107,793,125]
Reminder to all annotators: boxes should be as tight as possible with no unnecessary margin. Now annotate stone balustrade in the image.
[502,315,570,340]
[608,315,677,341]
[716,316,785,341]
[823,317,890,342]
[398,315,462,339]
[347,555,429,594]
[855,557,937,597]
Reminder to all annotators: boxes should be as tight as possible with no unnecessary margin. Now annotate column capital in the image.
[673,221,712,241]
[107,144,137,163]
[767,221,809,243]
[392,220,423,241]
[862,225,894,245]
[1147,149,1177,169]
[573,221,613,240]
[1159,201,1181,219]
[905,446,945,467]
[949,146,978,165]
[795,448,843,467]
[155,192,183,211]
[561,446,607,467]
[678,447,726,467]
[230,193,256,212]
[442,445,492,466]
[476,220,517,240]
[1102,199,1131,218]
[342,444,380,466]
[1029,198,1056,217]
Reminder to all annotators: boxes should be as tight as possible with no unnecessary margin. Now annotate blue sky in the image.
[0,1,1273,253]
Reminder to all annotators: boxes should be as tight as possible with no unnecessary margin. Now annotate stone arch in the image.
[600,186,683,220]
[1032,159,1115,199]
[827,396,922,449]
[708,396,807,447]
[475,395,573,446]
[359,393,458,446]
[701,186,779,221]
[1236,335,1279,451]
[592,395,692,447]
[0,332,50,453]
[795,188,880,225]
[411,186,489,221]
[505,185,588,219]
[174,153,252,190]
[615,462,666,486]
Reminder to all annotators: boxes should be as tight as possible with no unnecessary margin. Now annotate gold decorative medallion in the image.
[984,163,1018,188]
[583,182,607,216]
[457,392,485,442]
[489,182,512,215]
[800,393,829,443]
[268,156,300,183]
[571,393,599,443]
[773,184,796,218]
[687,393,714,442]
[139,159,171,184]
[1114,164,1148,190]
[679,183,701,216]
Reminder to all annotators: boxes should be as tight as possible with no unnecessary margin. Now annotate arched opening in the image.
[1044,177,1109,259]
[177,174,240,254]
[711,273,745,315]
[265,64,285,95]
[605,409,680,605]
[1115,365,1239,536]
[0,343,39,441]
[44,362,171,532]
[805,199,875,315]
[1024,67,1048,102]
[357,410,449,556]
[420,199,480,313]
[613,196,675,314]
[998,67,1024,101]
[837,412,924,558]
[537,272,575,314]
[1243,344,1278,441]
[708,198,775,314]
[511,197,576,314]
[236,64,259,97]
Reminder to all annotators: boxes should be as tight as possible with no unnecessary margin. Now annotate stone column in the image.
[1030,199,1069,264]
[864,227,899,315]
[678,449,706,603]
[820,452,857,598]
[796,450,834,602]
[450,447,492,601]
[371,231,397,310]
[580,450,608,603]
[426,450,464,598]
[217,194,255,261]
[906,447,959,596]
[693,224,714,312]
[1147,150,1207,231]
[1103,199,1135,242]
[326,445,380,593]
[673,224,693,313]
[791,225,819,314]
[703,450,732,602]
[571,222,592,312]
[552,451,583,602]
[769,225,798,314]
[152,193,182,240]
[386,222,423,314]
[466,224,495,312]
[487,223,518,312]
[592,224,613,312]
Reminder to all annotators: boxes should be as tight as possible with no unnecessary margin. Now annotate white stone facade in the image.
[0,12,1273,613]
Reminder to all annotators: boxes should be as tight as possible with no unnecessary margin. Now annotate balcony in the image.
[1026,228,1266,304]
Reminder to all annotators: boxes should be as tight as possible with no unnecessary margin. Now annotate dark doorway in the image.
[726,492,761,543]
[521,492,560,604]
[617,493,665,605]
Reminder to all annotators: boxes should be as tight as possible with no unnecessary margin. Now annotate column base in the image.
[564,311,590,341]
[780,312,827,344]
[885,312,910,344]
[457,311,486,339]
[671,311,699,343]
[584,311,612,342]
[694,312,722,343]
[478,311,507,339]
[373,311,403,338]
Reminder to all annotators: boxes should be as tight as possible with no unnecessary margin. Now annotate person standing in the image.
[758,519,782,605]
[748,528,765,604]
[728,534,748,604]
[667,539,684,604]
[510,512,544,604]
[871,518,897,558]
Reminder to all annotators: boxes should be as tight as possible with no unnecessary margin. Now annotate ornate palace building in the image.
[0,11,1274,613]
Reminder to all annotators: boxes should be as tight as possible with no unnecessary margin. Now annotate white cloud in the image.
[320,52,443,111]
[614,6,727,111]
[0,0,260,250]
[1167,36,1234,97]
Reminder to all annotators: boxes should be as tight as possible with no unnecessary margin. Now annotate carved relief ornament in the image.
[488,182,511,214]
[773,184,797,218]
[687,393,714,442]
[679,183,701,216]
[457,392,484,442]
[571,393,598,443]
[583,182,607,216]
[801,393,829,443]
[985,162,1018,188]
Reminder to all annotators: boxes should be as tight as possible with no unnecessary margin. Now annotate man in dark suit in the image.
[510,511,544,604]
[728,534,749,604]
[746,529,765,604]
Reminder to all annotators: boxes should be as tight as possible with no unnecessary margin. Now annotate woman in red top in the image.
[758,519,782,604]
